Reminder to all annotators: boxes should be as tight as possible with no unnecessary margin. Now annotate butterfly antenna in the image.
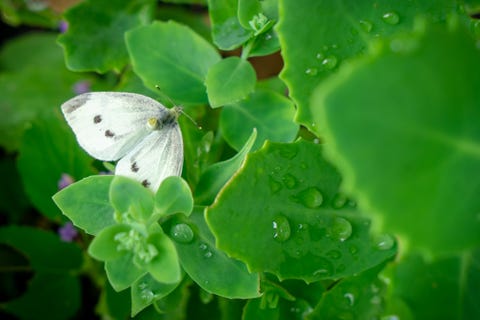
[155,85,202,130]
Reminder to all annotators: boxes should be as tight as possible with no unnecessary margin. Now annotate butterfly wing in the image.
[115,123,183,191]
[61,92,169,161]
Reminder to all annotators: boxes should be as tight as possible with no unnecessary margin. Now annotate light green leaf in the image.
[88,224,132,261]
[131,273,178,316]
[106,252,146,292]
[110,176,155,223]
[195,129,257,205]
[220,89,298,151]
[206,56,256,108]
[169,207,261,298]
[57,0,153,73]
[312,24,480,254]
[208,0,251,50]
[146,232,182,284]
[126,20,221,105]
[237,0,262,29]
[154,176,193,219]
[206,141,396,282]
[53,175,116,235]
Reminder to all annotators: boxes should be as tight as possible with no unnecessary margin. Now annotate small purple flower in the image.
[73,80,91,95]
[58,173,74,190]
[58,222,78,242]
[59,20,69,33]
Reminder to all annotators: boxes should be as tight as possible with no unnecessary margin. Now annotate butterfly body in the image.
[61,92,183,191]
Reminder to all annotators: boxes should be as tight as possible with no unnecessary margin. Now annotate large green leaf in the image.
[206,141,396,282]
[382,250,480,319]
[126,20,221,105]
[276,0,460,133]
[18,115,95,221]
[312,24,480,254]
[57,0,152,73]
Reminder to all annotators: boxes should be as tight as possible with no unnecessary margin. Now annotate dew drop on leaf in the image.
[269,176,282,193]
[359,20,373,33]
[272,215,291,242]
[373,234,395,250]
[382,11,400,25]
[141,289,154,301]
[326,249,342,260]
[343,292,355,307]
[330,217,352,242]
[292,187,324,208]
[305,67,318,76]
[332,192,348,209]
[321,55,338,70]
[282,173,298,189]
[316,52,325,60]
[312,258,334,278]
[170,223,194,244]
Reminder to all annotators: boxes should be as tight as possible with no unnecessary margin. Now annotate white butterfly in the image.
[61,92,183,191]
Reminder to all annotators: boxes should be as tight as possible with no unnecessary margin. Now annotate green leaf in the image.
[18,116,95,220]
[383,250,480,319]
[126,20,221,105]
[88,224,132,261]
[237,0,262,29]
[0,0,58,28]
[154,176,193,219]
[205,56,256,108]
[0,226,83,272]
[312,24,480,254]
[4,273,80,320]
[53,175,116,235]
[146,232,182,284]
[131,273,178,316]
[220,89,298,151]
[57,0,153,73]
[0,33,91,151]
[277,0,460,133]
[208,0,251,50]
[110,176,155,223]
[195,129,257,205]
[206,141,396,282]
[106,252,146,292]
[311,267,386,319]
[168,207,261,298]
[0,157,30,222]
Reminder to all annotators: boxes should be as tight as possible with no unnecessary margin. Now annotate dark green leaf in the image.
[312,24,480,254]
[206,56,256,108]
[126,20,221,104]
[220,89,298,151]
[53,175,116,235]
[206,141,396,282]
[57,0,153,73]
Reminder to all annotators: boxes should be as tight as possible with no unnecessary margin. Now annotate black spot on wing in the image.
[142,179,150,188]
[131,162,139,172]
[93,115,102,124]
[105,129,115,138]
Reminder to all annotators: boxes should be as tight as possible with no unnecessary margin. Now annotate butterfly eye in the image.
[147,118,158,129]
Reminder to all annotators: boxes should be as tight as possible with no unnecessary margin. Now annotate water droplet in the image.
[326,249,342,260]
[141,289,154,301]
[332,193,348,209]
[382,12,400,25]
[265,33,272,40]
[170,223,194,244]
[305,67,318,76]
[349,245,358,255]
[282,174,298,189]
[370,295,382,305]
[269,177,282,193]
[343,292,355,307]
[382,315,400,320]
[316,52,324,60]
[272,215,291,242]
[199,243,208,250]
[322,55,338,70]
[330,217,352,241]
[293,187,323,208]
[204,251,213,258]
[138,282,148,290]
[312,258,334,278]
[374,234,395,250]
[359,20,373,33]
